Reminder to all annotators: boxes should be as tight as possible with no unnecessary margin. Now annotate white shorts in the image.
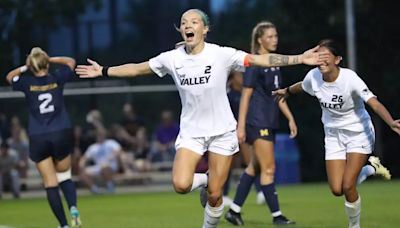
[85,161,119,176]
[324,123,375,160]
[175,130,239,156]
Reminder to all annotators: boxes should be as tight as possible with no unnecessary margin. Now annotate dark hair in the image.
[1,141,9,149]
[318,39,342,57]
[318,39,345,66]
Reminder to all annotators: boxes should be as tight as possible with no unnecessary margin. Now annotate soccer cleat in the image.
[368,156,391,180]
[200,170,209,208]
[225,209,244,226]
[58,226,70,228]
[70,207,82,228]
[273,215,296,225]
[223,196,233,207]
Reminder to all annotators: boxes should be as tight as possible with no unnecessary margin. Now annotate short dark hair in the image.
[318,39,342,57]
[318,39,345,67]
[1,141,9,149]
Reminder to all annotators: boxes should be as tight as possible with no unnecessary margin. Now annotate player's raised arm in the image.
[248,46,330,68]
[6,65,28,84]
[76,59,153,78]
[48,57,76,70]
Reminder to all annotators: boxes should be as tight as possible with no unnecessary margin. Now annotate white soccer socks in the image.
[356,165,375,185]
[345,195,361,228]
[191,173,208,191]
[203,202,224,228]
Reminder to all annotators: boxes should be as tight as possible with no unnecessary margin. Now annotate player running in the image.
[76,9,329,228]
[225,21,297,226]
[6,47,81,228]
[272,39,398,228]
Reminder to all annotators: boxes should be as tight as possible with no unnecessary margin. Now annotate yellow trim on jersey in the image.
[30,83,58,91]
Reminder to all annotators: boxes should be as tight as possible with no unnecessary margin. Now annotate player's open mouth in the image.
[186,31,194,42]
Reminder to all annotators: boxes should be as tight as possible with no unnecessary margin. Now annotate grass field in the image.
[0,180,399,228]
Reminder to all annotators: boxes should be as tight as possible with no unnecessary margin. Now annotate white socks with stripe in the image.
[345,195,361,228]
[203,202,224,228]
[357,165,375,185]
[191,173,208,191]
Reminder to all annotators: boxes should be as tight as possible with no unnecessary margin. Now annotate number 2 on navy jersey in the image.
[274,75,279,89]
[38,93,55,114]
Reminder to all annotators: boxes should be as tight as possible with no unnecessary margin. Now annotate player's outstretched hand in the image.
[272,88,289,102]
[76,58,102,78]
[302,46,330,66]
[390,119,400,136]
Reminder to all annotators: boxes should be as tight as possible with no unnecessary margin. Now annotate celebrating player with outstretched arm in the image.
[273,39,399,228]
[76,9,329,228]
[6,47,81,228]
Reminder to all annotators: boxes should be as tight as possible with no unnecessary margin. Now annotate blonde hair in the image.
[29,47,49,74]
[251,21,276,54]
[174,9,210,49]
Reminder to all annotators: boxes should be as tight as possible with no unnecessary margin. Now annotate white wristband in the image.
[20,65,27,73]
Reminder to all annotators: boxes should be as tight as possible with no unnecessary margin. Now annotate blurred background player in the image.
[151,110,179,162]
[273,39,398,228]
[79,126,121,194]
[6,47,81,228]
[75,8,328,228]
[225,21,297,225]
[7,124,29,191]
[0,141,20,199]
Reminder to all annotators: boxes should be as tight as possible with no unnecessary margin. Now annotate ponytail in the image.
[251,21,276,54]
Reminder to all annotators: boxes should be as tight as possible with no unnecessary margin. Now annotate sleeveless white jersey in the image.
[149,43,248,137]
[302,67,375,132]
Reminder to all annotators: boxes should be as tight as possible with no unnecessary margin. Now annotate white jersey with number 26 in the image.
[302,67,375,132]
[149,43,248,137]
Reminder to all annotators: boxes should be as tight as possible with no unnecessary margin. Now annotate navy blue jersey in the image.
[243,65,282,129]
[227,88,241,121]
[11,65,72,135]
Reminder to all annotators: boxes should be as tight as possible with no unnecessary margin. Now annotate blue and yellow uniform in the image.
[11,65,73,162]
[243,65,282,144]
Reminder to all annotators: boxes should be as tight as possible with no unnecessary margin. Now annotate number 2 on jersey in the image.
[38,93,55,114]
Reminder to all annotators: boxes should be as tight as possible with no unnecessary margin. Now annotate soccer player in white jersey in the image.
[273,39,400,228]
[76,9,329,228]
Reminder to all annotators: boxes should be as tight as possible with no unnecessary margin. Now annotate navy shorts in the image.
[245,125,276,145]
[29,128,73,163]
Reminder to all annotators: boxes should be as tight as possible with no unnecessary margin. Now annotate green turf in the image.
[0,181,399,228]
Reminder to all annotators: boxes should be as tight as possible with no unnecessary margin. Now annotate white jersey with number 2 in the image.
[149,42,249,137]
[302,67,375,132]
